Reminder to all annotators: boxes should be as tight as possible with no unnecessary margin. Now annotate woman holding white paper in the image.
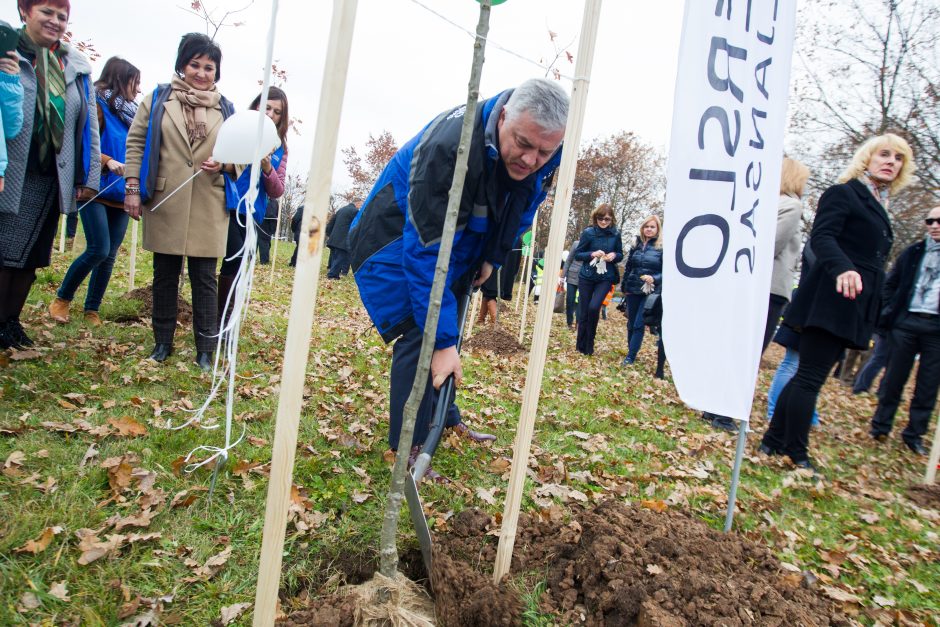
[123,33,235,370]
[573,204,623,356]
[760,134,915,472]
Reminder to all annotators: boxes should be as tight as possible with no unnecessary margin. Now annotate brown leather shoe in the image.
[49,297,71,323]
[83,311,102,327]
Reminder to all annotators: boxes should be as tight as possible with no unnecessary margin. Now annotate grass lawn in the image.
[1,222,938,625]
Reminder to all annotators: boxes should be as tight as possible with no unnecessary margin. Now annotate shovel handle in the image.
[413,288,475,481]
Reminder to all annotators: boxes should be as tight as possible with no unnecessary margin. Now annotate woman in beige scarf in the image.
[124,33,235,371]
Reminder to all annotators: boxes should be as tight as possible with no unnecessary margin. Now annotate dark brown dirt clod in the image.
[906,483,940,508]
[115,286,193,324]
[465,326,524,355]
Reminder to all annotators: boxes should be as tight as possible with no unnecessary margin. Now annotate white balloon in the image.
[212,110,281,164]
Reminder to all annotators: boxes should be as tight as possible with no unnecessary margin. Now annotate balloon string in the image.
[148,170,204,212]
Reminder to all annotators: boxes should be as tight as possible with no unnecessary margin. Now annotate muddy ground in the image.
[906,482,940,509]
[113,286,193,324]
[279,500,849,626]
[466,326,524,355]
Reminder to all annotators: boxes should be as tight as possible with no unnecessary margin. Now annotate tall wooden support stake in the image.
[58,216,66,253]
[128,219,138,291]
[493,0,602,583]
[252,1,358,624]
[379,0,492,579]
[515,237,531,312]
[926,413,940,484]
[517,211,539,343]
[269,206,282,284]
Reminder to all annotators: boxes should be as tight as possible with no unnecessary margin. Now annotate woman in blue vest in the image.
[49,57,139,326]
[574,203,623,356]
[217,86,289,323]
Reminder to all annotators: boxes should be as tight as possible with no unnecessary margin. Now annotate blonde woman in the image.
[621,214,663,365]
[761,134,915,472]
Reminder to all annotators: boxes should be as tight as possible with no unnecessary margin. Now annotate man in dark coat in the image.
[348,78,568,468]
[289,204,304,267]
[325,202,358,278]
[870,206,940,455]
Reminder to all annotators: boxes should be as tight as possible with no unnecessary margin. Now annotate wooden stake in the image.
[466,289,482,338]
[269,204,282,284]
[252,1,357,624]
[925,412,940,485]
[379,0,492,579]
[58,215,66,253]
[493,0,603,583]
[515,239,531,313]
[517,211,539,344]
[128,219,138,292]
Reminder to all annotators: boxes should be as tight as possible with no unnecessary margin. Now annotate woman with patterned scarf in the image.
[49,57,140,327]
[0,0,100,350]
[124,33,234,372]
[760,134,916,474]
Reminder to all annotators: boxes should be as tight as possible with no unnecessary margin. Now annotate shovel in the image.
[405,289,474,576]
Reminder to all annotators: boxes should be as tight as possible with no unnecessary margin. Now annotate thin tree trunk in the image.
[378,0,492,579]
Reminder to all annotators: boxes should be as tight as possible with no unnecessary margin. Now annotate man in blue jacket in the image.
[870,206,940,456]
[348,78,568,468]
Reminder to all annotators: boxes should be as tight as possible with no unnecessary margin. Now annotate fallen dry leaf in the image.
[219,602,252,625]
[822,585,861,604]
[17,591,40,611]
[185,545,232,581]
[9,348,42,360]
[476,486,498,505]
[351,491,371,504]
[80,442,99,467]
[171,487,208,508]
[108,416,148,437]
[640,499,669,513]
[48,581,70,601]
[646,564,664,575]
[76,529,125,565]
[101,454,139,494]
[14,525,63,554]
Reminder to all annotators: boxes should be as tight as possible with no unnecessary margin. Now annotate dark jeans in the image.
[57,202,128,311]
[327,246,350,278]
[256,218,275,264]
[853,332,890,393]
[763,293,788,353]
[65,212,78,238]
[220,213,249,277]
[565,282,580,326]
[762,326,844,463]
[388,324,461,450]
[576,279,612,355]
[152,253,218,352]
[625,293,647,360]
[870,314,940,446]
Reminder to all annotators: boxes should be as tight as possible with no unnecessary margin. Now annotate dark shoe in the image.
[870,432,888,443]
[406,445,449,484]
[904,440,928,456]
[452,421,496,443]
[621,356,635,366]
[791,458,817,473]
[6,319,34,347]
[710,415,738,432]
[0,321,20,349]
[195,351,213,372]
[149,343,173,362]
[758,443,782,456]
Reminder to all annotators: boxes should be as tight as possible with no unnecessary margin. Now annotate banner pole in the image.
[723,422,747,532]
[269,206,282,284]
[494,0,602,583]
[252,1,357,624]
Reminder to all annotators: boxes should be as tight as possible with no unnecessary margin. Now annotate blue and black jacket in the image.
[349,89,562,349]
[95,93,131,203]
[622,237,663,295]
[224,145,284,225]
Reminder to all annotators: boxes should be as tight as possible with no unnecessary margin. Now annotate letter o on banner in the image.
[675,214,730,278]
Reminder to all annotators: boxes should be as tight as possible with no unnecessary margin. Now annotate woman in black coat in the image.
[760,134,915,471]
[573,204,623,356]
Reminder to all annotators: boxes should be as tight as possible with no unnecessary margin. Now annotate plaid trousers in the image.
[152,253,218,352]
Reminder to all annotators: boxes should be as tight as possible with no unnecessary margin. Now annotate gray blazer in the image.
[562,239,584,286]
[0,42,100,216]
[771,193,803,298]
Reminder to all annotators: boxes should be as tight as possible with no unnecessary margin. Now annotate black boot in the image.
[149,343,173,362]
[7,319,34,347]
[195,351,213,372]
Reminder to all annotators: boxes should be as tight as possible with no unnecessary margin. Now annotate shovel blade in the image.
[404,471,433,575]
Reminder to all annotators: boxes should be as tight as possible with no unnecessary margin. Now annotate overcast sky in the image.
[3,0,686,195]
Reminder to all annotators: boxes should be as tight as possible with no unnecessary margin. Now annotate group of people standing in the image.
[0,1,290,371]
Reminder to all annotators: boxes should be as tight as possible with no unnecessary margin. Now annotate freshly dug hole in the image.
[113,286,193,324]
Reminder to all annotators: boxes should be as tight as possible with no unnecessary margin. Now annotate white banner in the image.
[662,0,797,421]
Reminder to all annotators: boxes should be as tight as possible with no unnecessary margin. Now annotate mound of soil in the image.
[113,286,193,324]
[435,501,848,626]
[466,326,524,355]
[907,483,940,509]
